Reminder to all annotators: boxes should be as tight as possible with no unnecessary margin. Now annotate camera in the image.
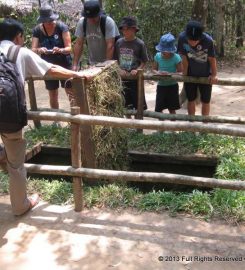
[46,49,53,54]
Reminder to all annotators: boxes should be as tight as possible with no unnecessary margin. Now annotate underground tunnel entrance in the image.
[26,145,218,192]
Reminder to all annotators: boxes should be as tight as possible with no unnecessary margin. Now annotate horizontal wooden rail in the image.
[144,73,245,86]
[127,110,245,125]
[121,73,245,86]
[26,60,118,81]
[26,70,245,86]
[27,111,245,137]
[25,164,245,191]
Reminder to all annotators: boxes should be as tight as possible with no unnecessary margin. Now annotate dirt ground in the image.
[0,195,245,270]
[0,60,245,270]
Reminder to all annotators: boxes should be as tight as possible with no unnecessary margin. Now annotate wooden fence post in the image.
[71,106,83,212]
[27,78,41,128]
[136,69,144,133]
[72,78,96,169]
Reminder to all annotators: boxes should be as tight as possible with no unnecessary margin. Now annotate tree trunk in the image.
[235,0,244,47]
[213,0,225,57]
[191,0,208,27]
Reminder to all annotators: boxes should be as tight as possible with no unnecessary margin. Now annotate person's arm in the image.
[31,37,39,54]
[31,36,48,55]
[105,38,115,60]
[53,31,72,54]
[31,26,50,55]
[208,56,218,84]
[152,61,159,74]
[46,65,79,78]
[130,62,146,76]
[182,55,189,76]
[176,61,183,73]
[72,37,84,71]
[46,65,93,81]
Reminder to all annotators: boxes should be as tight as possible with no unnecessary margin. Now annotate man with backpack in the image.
[0,18,90,216]
[72,0,120,69]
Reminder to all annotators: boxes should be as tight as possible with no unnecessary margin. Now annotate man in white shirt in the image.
[0,18,87,216]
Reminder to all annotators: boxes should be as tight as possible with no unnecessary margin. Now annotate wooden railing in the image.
[25,62,245,211]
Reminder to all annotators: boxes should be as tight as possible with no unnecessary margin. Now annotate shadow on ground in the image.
[0,195,244,270]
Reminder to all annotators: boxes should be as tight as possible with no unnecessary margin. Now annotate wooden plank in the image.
[127,110,245,125]
[25,164,245,191]
[136,69,144,133]
[27,111,245,138]
[25,142,43,162]
[27,60,118,81]
[128,151,218,166]
[71,107,83,212]
[27,79,41,128]
[72,78,96,169]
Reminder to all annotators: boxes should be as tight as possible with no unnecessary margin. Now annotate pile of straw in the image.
[86,65,129,170]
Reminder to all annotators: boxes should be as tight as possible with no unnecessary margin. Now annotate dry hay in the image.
[86,65,129,170]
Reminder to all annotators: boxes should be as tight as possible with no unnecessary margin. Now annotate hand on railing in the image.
[208,74,218,84]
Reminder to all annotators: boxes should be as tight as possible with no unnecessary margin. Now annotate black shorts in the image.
[122,80,147,110]
[155,84,180,112]
[184,83,212,103]
[45,78,72,91]
[43,55,72,91]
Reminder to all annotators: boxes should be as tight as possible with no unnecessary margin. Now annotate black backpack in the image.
[0,45,27,133]
[83,14,121,42]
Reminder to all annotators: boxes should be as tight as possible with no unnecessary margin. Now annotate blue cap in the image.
[155,33,177,53]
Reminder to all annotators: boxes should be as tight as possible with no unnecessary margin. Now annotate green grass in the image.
[1,173,244,223]
[129,132,245,180]
[25,125,71,148]
[1,131,244,224]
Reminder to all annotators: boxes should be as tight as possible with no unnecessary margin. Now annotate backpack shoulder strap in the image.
[83,17,87,38]
[100,14,107,37]
[7,45,21,63]
[83,15,106,38]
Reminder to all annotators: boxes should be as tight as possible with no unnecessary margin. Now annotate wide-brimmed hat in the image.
[82,0,103,18]
[119,16,139,32]
[185,20,204,41]
[155,33,177,53]
[37,5,59,23]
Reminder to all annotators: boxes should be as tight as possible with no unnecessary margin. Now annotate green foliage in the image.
[84,183,139,208]
[185,190,213,216]
[1,171,244,222]
[0,172,9,194]
[215,155,245,180]
[211,189,245,222]
[138,190,188,213]
[21,8,39,47]
[128,131,201,155]
[25,125,71,148]
[28,178,73,205]
[23,179,244,223]
[128,132,245,180]
[105,0,192,58]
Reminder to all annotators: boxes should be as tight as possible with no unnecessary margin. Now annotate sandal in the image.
[15,194,40,216]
